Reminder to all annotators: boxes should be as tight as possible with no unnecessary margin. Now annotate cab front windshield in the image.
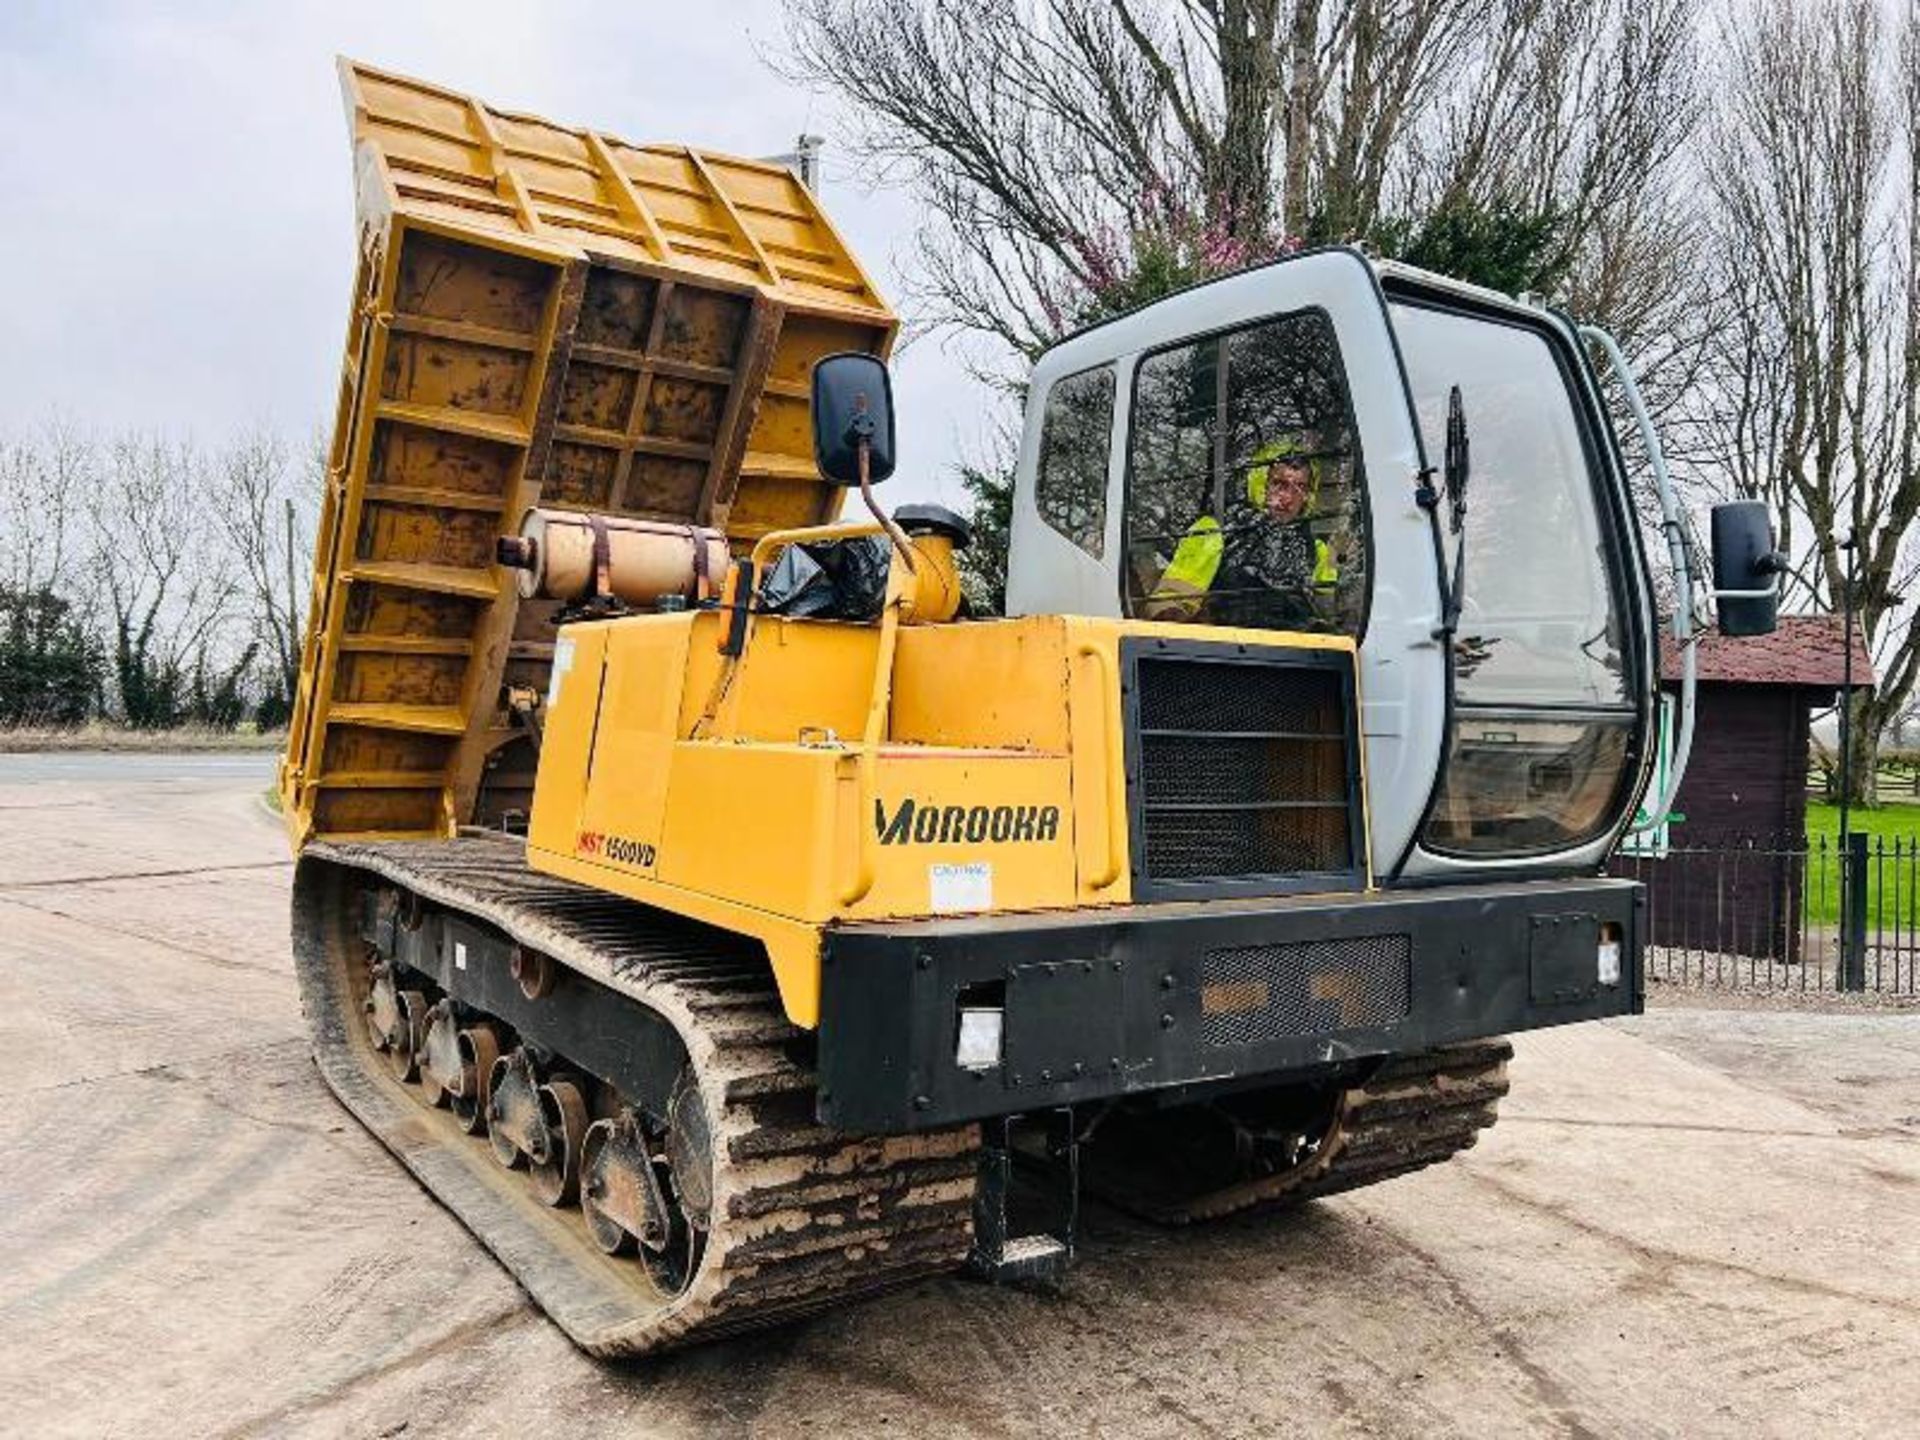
[1391,299,1638,857]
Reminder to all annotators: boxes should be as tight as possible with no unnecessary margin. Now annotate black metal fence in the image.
[1608,833,1920,995]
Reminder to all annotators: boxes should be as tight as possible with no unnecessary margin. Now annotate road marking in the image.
[1502,1114,1859,1140]
[0,859,293,891]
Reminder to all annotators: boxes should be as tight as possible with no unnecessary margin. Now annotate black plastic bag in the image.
[757,535,891,620]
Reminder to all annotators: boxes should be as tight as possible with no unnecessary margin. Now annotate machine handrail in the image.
[748,518,886,573]
[1579,324,1697,836]
[1077,642,1127,890]
[838,561,910,907]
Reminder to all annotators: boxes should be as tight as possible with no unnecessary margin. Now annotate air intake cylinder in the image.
[498,509,731,608]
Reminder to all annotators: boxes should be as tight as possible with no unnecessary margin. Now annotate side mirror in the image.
[1710,499,1783,637]
[811,352,896,487]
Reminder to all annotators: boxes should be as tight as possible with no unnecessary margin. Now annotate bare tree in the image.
[212,425,317,726]
[1421,0,1703,369]
[0,418,94,602]
[87,434,242,728]
[0,423,106,725]
[781,1,1699,361]
[780,0,1507,357]
[2,422,318,729]
[1687,0,1918,802]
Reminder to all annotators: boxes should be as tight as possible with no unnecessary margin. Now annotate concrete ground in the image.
[1,753,1916,1439]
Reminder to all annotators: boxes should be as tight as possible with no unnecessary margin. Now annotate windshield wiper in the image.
[1438,384,1471,638]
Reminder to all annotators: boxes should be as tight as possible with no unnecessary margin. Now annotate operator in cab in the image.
[1144,430,1343,629]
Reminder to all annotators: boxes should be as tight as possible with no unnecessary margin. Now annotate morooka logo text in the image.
[874,797,1061,846]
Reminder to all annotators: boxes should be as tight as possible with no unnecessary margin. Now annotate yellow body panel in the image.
[889,622,1073,751]
[527,603,1363,1027]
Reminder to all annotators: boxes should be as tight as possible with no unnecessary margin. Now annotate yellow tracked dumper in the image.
[284,60,1779,1355]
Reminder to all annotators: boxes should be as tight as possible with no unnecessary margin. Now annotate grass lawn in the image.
[0,722,286,753]
[1804,798,1920,844]
[1802,799,1920,926]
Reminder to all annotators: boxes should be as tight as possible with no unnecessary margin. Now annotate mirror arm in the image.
[856,438,918,573]
[1715,549,1794,602]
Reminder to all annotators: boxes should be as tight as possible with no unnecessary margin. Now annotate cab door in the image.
[1384,283,1654,879]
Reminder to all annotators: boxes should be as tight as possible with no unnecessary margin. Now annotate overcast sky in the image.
[0,0,995,508]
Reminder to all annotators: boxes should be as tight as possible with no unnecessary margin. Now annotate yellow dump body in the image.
[280,59,896,844]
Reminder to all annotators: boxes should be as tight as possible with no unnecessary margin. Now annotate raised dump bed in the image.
[280,59,895,845]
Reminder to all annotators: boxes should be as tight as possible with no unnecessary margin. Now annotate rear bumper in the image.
[817,876,1643,1132]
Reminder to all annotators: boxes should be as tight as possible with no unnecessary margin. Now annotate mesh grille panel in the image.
[1137,659,1341,733]
[1142,807,1351,880]
[1140,733,1347,806]
[1132,654,1356,886]
[1200,934,1412,1046]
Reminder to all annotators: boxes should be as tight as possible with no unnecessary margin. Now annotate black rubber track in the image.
[1080,1038,1513,1224]
[292,834,980,1357]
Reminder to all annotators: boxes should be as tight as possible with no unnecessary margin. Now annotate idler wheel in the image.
[664,1070,714,1227]
[530,1079,589,1207]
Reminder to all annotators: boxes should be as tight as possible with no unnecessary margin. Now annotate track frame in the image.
[365,893,687,1124]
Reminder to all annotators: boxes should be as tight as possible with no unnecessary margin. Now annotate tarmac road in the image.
[2,753,1917,1439]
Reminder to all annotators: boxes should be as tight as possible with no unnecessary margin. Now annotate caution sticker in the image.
[930,862,993,913]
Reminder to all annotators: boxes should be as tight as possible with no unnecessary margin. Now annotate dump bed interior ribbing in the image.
[280,59,896,845]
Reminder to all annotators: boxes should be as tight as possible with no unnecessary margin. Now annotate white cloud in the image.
[0,0,999,508]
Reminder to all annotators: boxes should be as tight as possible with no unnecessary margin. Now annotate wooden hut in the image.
[1618,616,1874,962]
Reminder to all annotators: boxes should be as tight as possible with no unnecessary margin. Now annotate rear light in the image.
[956,1007,1003,1070]
[1598,921,1623,986]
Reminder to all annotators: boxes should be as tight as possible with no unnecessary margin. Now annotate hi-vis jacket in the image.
[1151,436,1338,622]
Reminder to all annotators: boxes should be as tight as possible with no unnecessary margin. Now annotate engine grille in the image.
[1130,650,1359,892]
[1199,934,1412,1047]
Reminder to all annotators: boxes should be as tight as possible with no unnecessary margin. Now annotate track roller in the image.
[417,999,460,1108]
[364,963,427,1083]
[451,1024,501,1134]
[530,1079,589,1207]
[483,1049,590,1206]
[578,1100,705,1295]
[486,1049,542,1170]
[581,1112,667,1256]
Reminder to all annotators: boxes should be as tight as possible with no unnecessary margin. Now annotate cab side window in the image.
[1034,365,1116,558]
[1123,310,1368,636]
